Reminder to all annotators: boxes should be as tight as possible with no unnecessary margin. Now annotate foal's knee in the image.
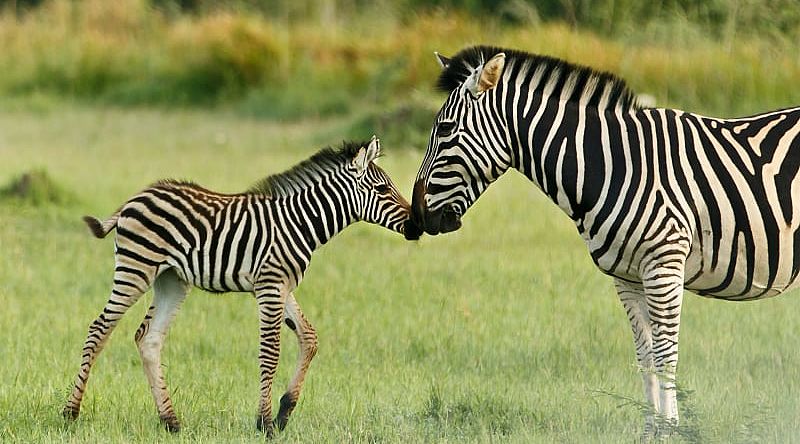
[136,334,162,366]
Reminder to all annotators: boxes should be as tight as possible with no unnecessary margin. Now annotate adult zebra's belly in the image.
[683,224,800,301]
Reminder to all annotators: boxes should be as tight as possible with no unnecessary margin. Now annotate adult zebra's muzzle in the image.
[404,180,462,240]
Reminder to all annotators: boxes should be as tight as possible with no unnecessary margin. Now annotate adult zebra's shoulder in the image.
[63,137,411,436]
[405,45,800,437]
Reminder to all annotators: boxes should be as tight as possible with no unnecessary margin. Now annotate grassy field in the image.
[1,105,800,443]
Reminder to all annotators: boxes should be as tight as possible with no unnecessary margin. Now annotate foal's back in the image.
[115,180,275,293]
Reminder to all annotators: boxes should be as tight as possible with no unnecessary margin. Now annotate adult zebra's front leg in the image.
[616,225,689,436]
[615,279,660,436]
[639,237,689,434]
[253,274,290,437]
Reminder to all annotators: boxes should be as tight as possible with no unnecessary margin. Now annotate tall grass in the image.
[1,0,800,119]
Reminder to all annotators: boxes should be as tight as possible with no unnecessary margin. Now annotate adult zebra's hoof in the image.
[639,417,677,442]
[159,415,181,433]
[62,405,80,421]
[655,418,679,440]
[256,415,274,438]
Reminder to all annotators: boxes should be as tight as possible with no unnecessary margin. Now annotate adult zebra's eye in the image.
[438,121,457,137]
[375,184,390,194]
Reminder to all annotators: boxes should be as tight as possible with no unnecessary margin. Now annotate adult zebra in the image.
[63,137,410,436]
[404,45,800,435]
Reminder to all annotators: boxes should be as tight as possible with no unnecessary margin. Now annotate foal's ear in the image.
[465,52,506,97]
[353,136,381,175]
[435,51,451,69]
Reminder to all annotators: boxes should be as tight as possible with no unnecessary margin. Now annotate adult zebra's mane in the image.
[247,140,364,198]
[437,45,641,112]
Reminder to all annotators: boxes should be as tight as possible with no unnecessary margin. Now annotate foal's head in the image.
[348,136,411,235]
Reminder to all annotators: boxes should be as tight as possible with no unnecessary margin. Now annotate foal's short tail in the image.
[83,210,121,239]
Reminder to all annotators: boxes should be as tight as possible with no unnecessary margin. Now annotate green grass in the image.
[2,105,800,443]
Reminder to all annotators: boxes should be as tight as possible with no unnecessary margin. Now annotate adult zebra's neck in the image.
[508,94,635,232]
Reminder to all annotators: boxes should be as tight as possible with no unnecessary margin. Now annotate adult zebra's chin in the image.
[421,204,462,235]
[404,179,462,240]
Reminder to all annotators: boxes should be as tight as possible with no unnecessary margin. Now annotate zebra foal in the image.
[63,137,410,435]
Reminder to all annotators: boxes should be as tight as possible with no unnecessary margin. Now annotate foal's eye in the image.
[375,184,390,194]
[438,121,457,137]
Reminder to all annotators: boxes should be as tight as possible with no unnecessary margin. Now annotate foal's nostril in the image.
[404,219,423,240]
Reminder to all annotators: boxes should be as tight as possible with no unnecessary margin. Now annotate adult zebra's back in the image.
[404,45,800,436]
[63,138,411,436]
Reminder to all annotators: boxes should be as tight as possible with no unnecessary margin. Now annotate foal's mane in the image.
[437,45,641,112]
[247,141,364,197]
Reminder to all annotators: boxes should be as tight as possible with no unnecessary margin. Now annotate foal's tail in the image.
[83,210,121,239]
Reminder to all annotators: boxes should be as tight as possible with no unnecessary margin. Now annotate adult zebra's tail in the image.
[82,212,120,238]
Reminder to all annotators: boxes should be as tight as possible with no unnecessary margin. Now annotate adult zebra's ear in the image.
[465,52,506,98]
[353,136,381,175]
[435,51,451,69]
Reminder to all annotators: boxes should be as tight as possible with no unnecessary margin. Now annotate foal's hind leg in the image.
[274,292,318,431]
[63,263,154,420]
[134,268,190,432]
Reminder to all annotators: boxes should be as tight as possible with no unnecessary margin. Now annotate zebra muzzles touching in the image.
[63,137,411,436]
[405,45,800,436]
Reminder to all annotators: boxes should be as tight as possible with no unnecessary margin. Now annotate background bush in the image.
[0,0,798,120]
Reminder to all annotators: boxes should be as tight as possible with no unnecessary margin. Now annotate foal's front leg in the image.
[275,292,319,431]
[253,280,288,437]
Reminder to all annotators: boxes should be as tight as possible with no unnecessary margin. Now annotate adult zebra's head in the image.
[405,47,510,240]
[351,136,412,235]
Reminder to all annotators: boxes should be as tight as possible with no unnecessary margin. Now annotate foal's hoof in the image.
[256,415,274,438]
[62,405,80,421]
[274,393,297,431]
[160,415,181,433]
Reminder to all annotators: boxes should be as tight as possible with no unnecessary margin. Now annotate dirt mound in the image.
[0,169,75,206]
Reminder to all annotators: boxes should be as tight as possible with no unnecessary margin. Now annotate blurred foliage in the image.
[138,0,800,41]
[349,94,439,149]
[0,0,798,128]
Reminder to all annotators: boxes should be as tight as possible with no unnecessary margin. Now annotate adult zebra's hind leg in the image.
[274,292,318,431]
[134,268,190,433]
[615,279,660,437]
[63,263,154,420]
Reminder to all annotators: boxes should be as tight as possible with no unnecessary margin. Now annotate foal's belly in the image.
[169,251,257,293]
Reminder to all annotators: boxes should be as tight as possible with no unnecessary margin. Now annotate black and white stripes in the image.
[406,45,800,436]
[64,138,410,435]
